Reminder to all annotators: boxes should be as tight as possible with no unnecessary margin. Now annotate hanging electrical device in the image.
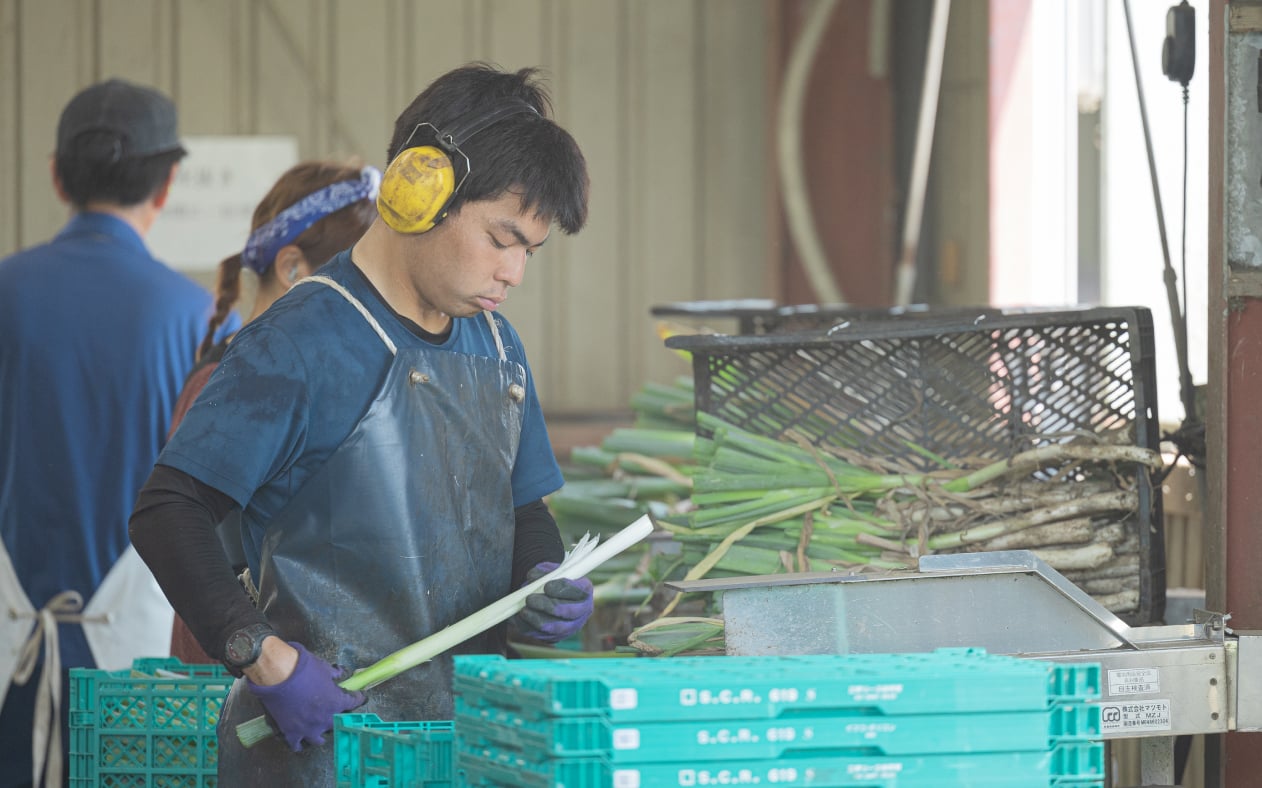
[1162,1,1196,87]
[1121,0,1202,474]
[1160,0,1203,472]
[1158,4,1199,785]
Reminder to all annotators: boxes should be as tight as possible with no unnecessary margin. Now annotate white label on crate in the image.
[612,769,642,788]
[610,688,639,710]
[698,725,760,745]
[846,763,904,780]
[1099,699,1172,733]
[675,768,761,785]
[613,728,641,750]
[847,683,904,702]
[1108,667,1160,695]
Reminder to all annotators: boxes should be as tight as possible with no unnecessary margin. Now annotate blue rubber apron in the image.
[216,276,524,786]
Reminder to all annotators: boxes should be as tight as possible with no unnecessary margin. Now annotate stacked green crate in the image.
[69,657,232,788]
[453,649,1103,788]
[334,713,455,787]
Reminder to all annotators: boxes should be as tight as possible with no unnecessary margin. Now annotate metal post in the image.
[1140,736,1177,785]
[1209,1,1262,785]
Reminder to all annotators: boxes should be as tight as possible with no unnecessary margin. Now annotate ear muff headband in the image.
[378,100,540,234]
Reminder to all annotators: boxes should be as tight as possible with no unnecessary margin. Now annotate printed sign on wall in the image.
[149,136,299,271]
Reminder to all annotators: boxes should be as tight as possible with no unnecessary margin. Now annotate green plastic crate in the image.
[457,700,1085,762]
[453,651,1100,722]
[69,657,232,788]
[452,650,1103,786]
[1048,704,1101,741]
[1048,741,1106,782]
[456,743,1082,788]
[334,713,454,788]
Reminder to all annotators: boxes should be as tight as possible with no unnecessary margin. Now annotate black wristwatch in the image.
[223,623,277,675]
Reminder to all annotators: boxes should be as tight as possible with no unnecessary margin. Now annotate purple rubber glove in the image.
[511,561,595,643]
[245,641,365,752]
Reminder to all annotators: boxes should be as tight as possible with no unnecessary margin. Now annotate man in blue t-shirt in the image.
[129,63,594,786]
[0,79,231,788]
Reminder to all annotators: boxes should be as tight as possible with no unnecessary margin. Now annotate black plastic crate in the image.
[665,306,1165,626]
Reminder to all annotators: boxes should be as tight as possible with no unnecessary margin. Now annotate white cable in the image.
[777,0,844,305]
[894,0,952,306]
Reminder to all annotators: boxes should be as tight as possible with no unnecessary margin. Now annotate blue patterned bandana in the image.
[241,166,381,274]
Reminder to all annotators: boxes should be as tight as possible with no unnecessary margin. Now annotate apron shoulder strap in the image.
[300,275,508,362]
[299,275,398,356]
[481,311,508,362]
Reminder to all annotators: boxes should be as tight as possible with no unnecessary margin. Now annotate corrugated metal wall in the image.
[0,0,770,413]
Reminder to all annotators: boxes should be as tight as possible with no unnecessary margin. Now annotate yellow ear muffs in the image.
[378,102,541,235]
[376,145,457,234]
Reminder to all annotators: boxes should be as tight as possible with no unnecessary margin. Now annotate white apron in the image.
[0,540,173,787]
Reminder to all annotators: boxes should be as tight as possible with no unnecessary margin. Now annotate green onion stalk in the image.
[650,411,1161,595]
[235,515,655,748]
[557,376,1164,638]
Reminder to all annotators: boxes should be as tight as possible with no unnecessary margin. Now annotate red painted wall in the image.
[768,0,896,307]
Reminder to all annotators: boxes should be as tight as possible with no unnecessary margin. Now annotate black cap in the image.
[56,79,186,160]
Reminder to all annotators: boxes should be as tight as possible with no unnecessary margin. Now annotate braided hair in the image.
[199,161,377,359]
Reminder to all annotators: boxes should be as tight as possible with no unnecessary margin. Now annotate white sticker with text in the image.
[1108,667,1160,695]
[1100,699,1172,733]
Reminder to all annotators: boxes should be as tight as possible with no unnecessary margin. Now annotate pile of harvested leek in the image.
[647,411,1161,616]
[552,374,1163,655]
[547,377,698,589]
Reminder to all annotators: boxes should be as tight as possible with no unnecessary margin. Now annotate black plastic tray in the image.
[651,300,1061,336]
[665,306,1165,625]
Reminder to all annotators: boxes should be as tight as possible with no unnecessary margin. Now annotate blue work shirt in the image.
[158,251,564,577]
[0,211,233,786]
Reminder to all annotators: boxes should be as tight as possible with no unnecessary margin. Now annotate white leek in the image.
[236,514,654,747]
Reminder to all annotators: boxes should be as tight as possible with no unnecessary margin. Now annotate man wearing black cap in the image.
[0,79,233,788]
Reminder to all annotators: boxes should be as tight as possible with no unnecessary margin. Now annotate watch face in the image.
[225,629,260,666]
[225,633,247,664]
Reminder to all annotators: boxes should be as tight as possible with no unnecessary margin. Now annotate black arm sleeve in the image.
[511,498,565,588]
[128,464,268,662]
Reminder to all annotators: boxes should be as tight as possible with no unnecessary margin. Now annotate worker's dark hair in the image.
[387,62,589,234]
[200,161,377,359]
[54,135,184,210]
